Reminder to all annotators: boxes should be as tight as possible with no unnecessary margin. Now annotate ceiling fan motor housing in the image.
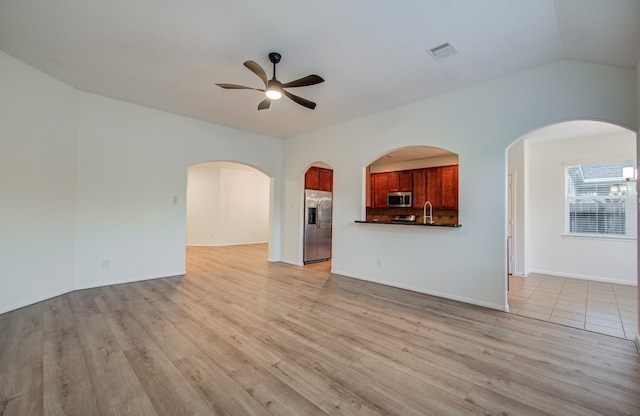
[268,52,281,64]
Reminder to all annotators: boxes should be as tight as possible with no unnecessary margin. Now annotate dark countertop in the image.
[355,220,462,228]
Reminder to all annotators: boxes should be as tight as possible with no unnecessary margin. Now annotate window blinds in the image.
[565,159,637,238]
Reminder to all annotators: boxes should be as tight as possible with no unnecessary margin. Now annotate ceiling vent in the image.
[428,42,457,60]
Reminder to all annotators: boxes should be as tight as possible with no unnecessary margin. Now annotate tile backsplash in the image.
[366,208,458,224]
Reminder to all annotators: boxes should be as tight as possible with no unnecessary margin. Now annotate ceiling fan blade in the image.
[258,98,271,110]
[281,75,325,88]
[216,83,264,91]
[243,61,268,87]
[283,90,317,110]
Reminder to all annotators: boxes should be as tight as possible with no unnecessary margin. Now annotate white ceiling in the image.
[0,0,638,139]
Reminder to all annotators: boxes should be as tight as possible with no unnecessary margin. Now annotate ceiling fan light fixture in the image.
[265,79,283,100]
[217,52,324,110]
[265,88,282,100]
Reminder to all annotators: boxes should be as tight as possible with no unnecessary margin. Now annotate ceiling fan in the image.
[216,52,324,110]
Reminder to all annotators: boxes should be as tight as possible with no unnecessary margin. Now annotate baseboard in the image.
[528,268,637,286]
[280,259,304,267]
[186,241,268,247]
[636,333,640,356]
[0,287,73,315]
[73,271,187,291]
[331,269,508,312]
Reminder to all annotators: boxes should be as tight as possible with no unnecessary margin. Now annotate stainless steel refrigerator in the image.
[304,190,332,264]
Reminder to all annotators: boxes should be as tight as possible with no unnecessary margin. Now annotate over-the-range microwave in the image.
[387,192,412,208]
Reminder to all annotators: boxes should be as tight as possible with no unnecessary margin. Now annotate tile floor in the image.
[508,274,638,340]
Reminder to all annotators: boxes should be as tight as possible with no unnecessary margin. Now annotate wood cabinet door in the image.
[387,171,400,192]
[319,168,333,192]
[426,167,443,208]
[371,173,388,208]
[399,171,412,192]
[305,167,320,190]
[412,169,426,208]
[441,165,458,209]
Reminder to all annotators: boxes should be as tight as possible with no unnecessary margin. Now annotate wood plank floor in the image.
[1,244,639,415]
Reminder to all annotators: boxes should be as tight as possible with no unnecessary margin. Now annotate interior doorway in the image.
[303,164,333,264]
[186,161,271,250]
[506,120,638,339]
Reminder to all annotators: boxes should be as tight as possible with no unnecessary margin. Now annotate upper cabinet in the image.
[305,167,333,192]
[371,172,389,208]
[387,171,412,192]
[440,165,458,209]
[426,165,458,209]
[412,169,427,208]
[370,165,458,210]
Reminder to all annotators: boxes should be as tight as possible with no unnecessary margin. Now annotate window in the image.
[565,159,637,238]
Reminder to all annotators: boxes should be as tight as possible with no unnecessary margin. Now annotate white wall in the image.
[187,162,270,246]
[527,132,636,284]
[0,50,78,312]
[1,49,637,316]
[74,93,282,290]
[283,60,637,311]
[0,51,282,313]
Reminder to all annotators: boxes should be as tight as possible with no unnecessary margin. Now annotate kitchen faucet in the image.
[423,201,433,224]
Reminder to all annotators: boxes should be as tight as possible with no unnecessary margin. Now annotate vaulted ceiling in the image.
[0,0,638,138]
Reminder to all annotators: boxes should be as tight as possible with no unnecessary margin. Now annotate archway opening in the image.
[186,161,271,256]
[506,120,637,340]
[303,163,334,265]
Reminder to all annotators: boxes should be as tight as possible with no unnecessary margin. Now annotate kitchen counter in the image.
[354,220,462,227]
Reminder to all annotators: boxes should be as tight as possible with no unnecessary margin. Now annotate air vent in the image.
[428,42,457,60]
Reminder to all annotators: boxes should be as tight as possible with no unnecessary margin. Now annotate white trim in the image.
[73,271,187,291]
[186,241,269,247]
[528,268,637,286]
[331,269,508,312]
[635,333,640,356]
[561,233,636,241]
[281,259,304,267]
[0,287,73,315]
[0,271,187,314]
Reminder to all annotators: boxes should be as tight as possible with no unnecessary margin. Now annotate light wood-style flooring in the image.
[1,244,640,415]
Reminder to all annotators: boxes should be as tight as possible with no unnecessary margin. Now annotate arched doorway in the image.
[303,163,333,264]
[506,120,638,340]
[186,161,271,254]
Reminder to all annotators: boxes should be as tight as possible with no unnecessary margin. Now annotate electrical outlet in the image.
[376,259,382,267]
[102,259,110,268]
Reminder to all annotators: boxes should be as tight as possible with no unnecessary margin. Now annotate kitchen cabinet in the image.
[368,165,457,210]
[388,171,412,192]
[305,167,333,192]
[412,169,426,208]
[371,173,388,208]
[319,168,333,192]
[426,167,443,208]
[441,165,458,209]
[426,165,458,209]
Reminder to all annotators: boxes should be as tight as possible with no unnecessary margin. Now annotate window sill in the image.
[562,233,636,241]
